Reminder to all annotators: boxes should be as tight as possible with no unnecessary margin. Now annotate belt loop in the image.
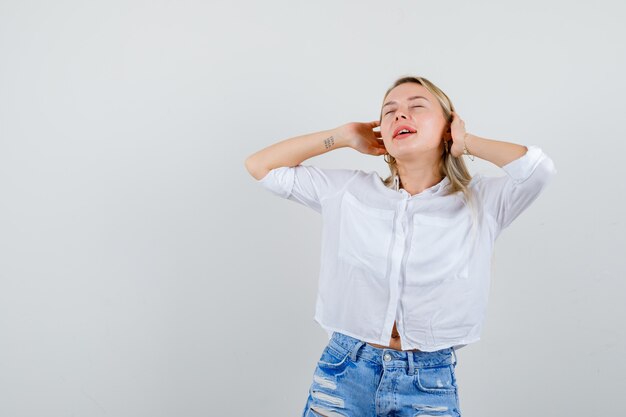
[350,341,365,362]
[451,347,457,365]
[407,350,414,375]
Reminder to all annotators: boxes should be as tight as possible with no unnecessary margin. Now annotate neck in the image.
[396,161,444,196]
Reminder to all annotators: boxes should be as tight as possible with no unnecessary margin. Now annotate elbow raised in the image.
[244,155,270,181]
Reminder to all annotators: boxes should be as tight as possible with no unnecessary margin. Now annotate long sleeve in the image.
[474,145,557,231]
[256,164,360,213]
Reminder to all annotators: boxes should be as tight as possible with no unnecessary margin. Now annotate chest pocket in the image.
[337,192,395,279]
[405,213,470,288]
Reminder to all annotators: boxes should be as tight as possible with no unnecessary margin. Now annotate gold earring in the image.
[384,153,396,164]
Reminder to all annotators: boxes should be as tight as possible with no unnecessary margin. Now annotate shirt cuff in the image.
[500,145,546,184]
[257,166,295,199]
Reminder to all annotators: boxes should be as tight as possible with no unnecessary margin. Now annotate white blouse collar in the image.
[393,174,450,195]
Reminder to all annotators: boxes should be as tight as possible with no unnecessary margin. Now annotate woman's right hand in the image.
[336,120,387,157]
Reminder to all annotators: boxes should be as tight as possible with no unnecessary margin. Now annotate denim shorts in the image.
[302,332,462,417]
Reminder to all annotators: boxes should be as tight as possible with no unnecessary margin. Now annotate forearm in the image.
[245,128,349,180]
[464,133,528,168]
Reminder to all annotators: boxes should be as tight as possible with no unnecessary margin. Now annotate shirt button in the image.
[383,353,392,362]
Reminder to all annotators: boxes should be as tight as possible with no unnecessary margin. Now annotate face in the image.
[380,83,450,161]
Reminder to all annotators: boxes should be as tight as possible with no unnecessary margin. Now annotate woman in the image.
[244,76,556,417]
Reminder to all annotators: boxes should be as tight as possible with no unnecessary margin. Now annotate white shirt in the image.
[256,145,557,351]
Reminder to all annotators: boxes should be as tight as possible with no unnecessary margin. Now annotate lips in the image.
[393,124,417,138]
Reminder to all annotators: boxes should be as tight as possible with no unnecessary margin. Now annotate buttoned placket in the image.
[395,190,413,349]
[381,190,412,348]
[383,176,445,349]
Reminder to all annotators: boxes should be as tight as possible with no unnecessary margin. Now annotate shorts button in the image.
[383,353,392,362]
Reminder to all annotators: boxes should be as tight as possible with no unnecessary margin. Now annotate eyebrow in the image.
[382,95,430,109]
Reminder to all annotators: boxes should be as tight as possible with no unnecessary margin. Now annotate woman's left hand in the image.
[446,111,468,158]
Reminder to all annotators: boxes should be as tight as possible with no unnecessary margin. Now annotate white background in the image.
[1,0,624,416]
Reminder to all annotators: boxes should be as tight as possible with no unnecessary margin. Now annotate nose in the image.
[395,111,407,121]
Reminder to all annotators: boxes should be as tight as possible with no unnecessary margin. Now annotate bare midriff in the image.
[366,321,422,351]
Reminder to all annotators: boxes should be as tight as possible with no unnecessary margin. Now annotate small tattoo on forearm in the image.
[324,136,335,150]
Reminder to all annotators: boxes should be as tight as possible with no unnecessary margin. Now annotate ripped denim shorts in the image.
[302,332,462,417]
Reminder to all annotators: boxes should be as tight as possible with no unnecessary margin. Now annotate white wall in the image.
[1,0,624,416]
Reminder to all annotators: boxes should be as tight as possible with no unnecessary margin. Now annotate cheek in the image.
[382,124,391,135]
[418,118,445,134]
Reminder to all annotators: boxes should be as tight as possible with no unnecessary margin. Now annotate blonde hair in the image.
[379,76,479,238]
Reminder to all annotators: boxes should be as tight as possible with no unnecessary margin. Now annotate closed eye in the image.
[384,105,423,116]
